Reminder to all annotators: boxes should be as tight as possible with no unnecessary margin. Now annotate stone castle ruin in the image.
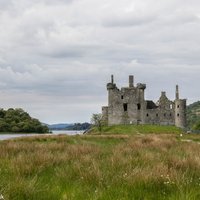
[102,75,186,128]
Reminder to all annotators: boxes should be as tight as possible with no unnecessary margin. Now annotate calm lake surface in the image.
[0,130,85,141]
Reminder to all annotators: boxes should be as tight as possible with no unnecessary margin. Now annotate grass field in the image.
[88,124,182,135]
[0,125,200,200]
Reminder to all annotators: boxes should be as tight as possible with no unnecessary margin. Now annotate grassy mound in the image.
[0,131,200,199]
[88,124,182,135]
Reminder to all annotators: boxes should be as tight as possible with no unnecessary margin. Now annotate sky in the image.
[0,0,200,124]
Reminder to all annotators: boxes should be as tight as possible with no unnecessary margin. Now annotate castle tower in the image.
[174,85,186,128]
[137,83,146,124]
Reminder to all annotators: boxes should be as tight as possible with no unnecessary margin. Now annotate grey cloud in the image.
[31,0,76,5]
[103,14,156,27]
[0,0,13,11]
[43,48,84,58]
[0,0,200,123]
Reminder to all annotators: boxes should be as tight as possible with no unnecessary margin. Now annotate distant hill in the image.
[47,123,73,130]
[48,123,91,130]
[66,123,91,130]
[187,101,200,130]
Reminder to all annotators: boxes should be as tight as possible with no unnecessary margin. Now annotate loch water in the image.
[0,130,84,141]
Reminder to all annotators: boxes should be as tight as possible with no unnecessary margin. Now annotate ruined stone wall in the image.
[101,106,108,125]
[108,87,125,124]
[102,75,186,128]
[143,109,174,125]
[108,87,138,125]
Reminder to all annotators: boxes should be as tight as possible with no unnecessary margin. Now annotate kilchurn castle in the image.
[102,75,186,128]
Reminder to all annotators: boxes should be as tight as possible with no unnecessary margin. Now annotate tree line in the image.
[65,123,91,130]
[0,108,49,133]
[187,101,200,130]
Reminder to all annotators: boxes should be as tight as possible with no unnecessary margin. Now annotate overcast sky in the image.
[0,0,200,124]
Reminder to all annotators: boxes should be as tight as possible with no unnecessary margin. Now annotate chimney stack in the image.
[176,85,179,100]
[111,75,114,84]
[129,75,134,87]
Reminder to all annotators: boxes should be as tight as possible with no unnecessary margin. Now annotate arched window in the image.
[137,104,141,110]
[146,113,149,117]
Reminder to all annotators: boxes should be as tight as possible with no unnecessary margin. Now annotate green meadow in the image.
[0,125,200,200]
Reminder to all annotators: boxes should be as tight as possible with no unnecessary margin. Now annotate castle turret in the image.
[106,75,117,108]
[107,74,116,90]
[174,85,186,128]
[136,83,146,124]
[137,83,146,101]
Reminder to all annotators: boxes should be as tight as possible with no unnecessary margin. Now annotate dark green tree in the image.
[0,108,49,133]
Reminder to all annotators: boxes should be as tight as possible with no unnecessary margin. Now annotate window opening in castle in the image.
[121,95,124,99]
[177,113,180,117]
[146,113,149,117]
[170,104,173,109]
[177,105,179,108]
[137,103,141,110]
[156,114,158,117]
[164,113,166,117]
[123,103,128,112]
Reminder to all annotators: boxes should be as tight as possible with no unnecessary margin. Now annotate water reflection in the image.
[0,130,84,141]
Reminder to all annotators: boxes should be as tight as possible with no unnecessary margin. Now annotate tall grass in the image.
[89,124,182,135]
[0,132,200,199]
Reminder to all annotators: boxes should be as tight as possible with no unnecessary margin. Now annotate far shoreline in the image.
[0,130,86,135]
